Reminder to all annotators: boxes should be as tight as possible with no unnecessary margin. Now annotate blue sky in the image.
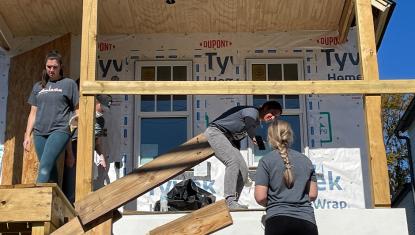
[378,0,415,79]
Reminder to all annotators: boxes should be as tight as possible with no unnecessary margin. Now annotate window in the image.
[246,59,306,166]
[134,61,192,166]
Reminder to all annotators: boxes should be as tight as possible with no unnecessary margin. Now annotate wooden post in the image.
[354,0,391,207]
[148,200,233,235]
[77,0,113,233]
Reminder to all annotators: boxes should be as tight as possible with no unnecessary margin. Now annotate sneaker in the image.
[228,200,249,210]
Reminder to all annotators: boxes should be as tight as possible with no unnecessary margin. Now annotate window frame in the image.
[245,58,307,167]
[134,60,193,167]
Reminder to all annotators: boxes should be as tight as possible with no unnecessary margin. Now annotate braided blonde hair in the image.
[267,120,295,189]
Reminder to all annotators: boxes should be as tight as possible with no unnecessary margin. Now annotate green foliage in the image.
[381,93,414,196]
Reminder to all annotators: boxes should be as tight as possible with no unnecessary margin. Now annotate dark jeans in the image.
[33,131,70,183]
[265,215,318,235]
[62,140,77,203]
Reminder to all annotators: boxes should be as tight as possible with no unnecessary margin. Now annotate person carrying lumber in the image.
[204,101,282,210]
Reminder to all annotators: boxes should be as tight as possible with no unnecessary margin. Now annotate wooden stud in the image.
[32,222,47,235]
[76,0,98,202]
[149,200,233,235]
[354,0,391,207]
[338,0,354,43]
[75,134,214,225]
[81,80,415,95]
[77,0,108,233]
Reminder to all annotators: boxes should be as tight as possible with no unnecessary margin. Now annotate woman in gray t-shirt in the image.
[255,120,318,235]
[23,51,79,183]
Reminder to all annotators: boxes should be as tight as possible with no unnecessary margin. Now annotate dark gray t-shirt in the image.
[72,116,105,141]
[255,149,317,224]
[28,78,79,135]
[210,106,259,140]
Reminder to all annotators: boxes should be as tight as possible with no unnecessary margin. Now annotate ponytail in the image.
[267,120,295,189]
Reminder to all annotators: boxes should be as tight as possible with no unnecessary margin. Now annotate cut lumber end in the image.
[148,199,233,235]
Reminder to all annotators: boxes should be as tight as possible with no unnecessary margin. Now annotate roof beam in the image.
[372,0,394,44]
[339,0,355,43]
[0,13,14,51]
[81,80,415,95]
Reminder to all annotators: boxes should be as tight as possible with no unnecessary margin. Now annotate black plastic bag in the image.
[155,179,216,211]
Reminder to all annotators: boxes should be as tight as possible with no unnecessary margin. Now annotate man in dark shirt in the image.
[204,101,282,209]
[63,94,112,203]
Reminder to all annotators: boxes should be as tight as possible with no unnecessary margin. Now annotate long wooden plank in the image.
[81,80,415,95]
[51,210,121,235]
[75,134,214,225]
[77,0,103,233]
[148,200,233,235]
[0,187,53,222]
[354,0,391,207]
[76,0,98,202]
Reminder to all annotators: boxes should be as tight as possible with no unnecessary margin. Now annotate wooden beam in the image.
[0,13,14,51]
[76,0,98,202]
[0,187,54,222]
[373,2,392,44]
[77,0,108,233]
[32,222,56,235]
[355,0,391,207]
[148,200,233,235]
[51,217,85,235]
[51,210,121,235]
[75,134,214,225]
[338,0,355,43]
[81,80,415,95]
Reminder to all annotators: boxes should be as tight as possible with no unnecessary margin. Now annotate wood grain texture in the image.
[75,0,98,202]
[0,0,345,37]
[0,184,75,226]
[81,80,415,95]
[149,200,233,235]
[0,187,53,222]
[51,210,120,235]
[355,0,391,207]
[338,0,354,43]
[75,134,214,225]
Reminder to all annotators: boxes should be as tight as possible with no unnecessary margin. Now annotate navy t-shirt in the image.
[255,149,317,224]
[28,78,79,135]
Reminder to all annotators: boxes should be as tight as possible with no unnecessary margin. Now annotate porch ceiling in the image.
[0,0,394,51]
[1,0,344,36]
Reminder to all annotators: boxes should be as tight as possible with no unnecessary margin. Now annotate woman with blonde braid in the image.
[255,120,318,235]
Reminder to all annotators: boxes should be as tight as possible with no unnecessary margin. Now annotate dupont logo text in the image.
[200,40,232,49]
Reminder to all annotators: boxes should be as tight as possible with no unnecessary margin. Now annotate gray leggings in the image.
[204,126,248,199]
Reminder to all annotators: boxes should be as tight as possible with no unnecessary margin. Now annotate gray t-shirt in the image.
[210,106,259,140]
[255,149,317,224]
[28,78,79,135]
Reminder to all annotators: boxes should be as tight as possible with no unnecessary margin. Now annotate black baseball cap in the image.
[96,95,112,111]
